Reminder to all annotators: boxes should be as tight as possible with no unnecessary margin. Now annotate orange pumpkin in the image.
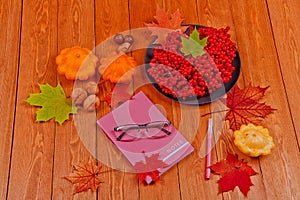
[56,46,99,80]
[98,52,137,83]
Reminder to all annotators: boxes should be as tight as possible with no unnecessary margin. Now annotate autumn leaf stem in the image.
[200,109,230,117]
[98,169,113,175]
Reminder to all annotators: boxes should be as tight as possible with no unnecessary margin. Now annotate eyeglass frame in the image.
[113,121,172,141]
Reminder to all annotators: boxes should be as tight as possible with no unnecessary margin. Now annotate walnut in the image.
[72,88,88,105]
[83,95,100,112]
[85,81,99,95]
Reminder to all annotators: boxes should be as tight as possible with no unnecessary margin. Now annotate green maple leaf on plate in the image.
[26,83,77,125]
[181,28,208,58]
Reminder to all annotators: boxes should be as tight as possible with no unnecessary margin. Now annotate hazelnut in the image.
[85,81,99,95]
[72,88,88,105]
[113,34,124,44]
[124,35,134,44]
[83,95,100,112]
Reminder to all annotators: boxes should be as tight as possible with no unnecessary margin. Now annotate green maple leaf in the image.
[181,28,208,58]
[26,83,77,125]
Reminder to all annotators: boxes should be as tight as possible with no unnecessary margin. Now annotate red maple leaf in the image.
[137,170,161,182]
[134,153,168,183]
[221,84,276,131]
[103,83,133,108]
[145,6,184,44]
[64,161,103,194]
[210,153,258,196]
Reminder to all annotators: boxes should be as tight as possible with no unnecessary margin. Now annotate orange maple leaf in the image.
[145,6,184,44]
[65,161,103,194]
[145,6,184,29]
[103,83,133,108]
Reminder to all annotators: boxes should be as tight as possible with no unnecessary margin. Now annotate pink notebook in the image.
[97,92,194,182]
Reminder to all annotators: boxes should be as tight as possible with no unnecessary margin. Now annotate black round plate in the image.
[144,24,241,105]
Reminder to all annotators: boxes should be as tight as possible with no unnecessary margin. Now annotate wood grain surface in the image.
[52,0,97,199]
[7,0,57,199]
[0,0,22,199]
[230,0,300,199]
[95,1,140,200]
[0,0,299,199]
[129,1,181,199]
[267,0,300,143]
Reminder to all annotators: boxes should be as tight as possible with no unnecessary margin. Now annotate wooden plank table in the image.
[0,0,299,199]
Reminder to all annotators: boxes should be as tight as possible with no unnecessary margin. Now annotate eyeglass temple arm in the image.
[160,128,172,135]
[115,126,137,141]
[117,131,127,141]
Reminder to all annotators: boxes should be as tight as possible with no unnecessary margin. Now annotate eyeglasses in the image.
[113,121,172,141]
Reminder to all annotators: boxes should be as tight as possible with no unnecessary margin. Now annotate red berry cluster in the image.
[197,26,236,82]
[147,26,236,100]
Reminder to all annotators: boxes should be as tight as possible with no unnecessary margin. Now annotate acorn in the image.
[117,42,132,53]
